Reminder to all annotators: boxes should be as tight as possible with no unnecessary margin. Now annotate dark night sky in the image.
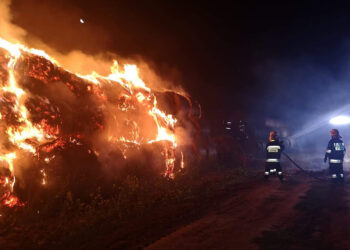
[10,0,350,122]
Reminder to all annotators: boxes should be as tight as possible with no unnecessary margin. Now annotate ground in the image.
[1,164,350,250]
[146,173,350,250]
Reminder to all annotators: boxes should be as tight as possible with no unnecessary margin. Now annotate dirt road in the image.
[147,174,350,250]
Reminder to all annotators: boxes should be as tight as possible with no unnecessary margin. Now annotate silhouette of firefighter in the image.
[324,129,346,181]
[264,131,284,181]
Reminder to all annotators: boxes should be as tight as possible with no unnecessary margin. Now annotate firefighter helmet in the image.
[330,129,342,139]
[269,131,277,142]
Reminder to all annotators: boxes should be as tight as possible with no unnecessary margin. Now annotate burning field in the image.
[0,37,200,210]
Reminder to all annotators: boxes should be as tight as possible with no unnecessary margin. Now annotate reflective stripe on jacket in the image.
[266,139,284,161]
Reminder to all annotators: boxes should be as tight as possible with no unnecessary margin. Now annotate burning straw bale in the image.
[0,37,200,209]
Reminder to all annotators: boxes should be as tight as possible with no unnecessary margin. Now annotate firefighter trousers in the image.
[265,162,283,179]
[329,163,344,178]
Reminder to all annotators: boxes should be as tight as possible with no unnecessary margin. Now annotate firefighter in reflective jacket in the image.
[265,131,285,181]
[324,129,346,181]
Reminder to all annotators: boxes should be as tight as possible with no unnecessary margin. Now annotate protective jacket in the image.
[324,138,346,163]
[266,140,284,162]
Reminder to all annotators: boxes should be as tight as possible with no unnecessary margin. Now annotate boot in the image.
[264,171,270,181]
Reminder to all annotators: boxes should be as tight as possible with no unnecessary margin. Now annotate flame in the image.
[1,191,23,208]
[0,153,16,173]
[0,37,56,185]
[0,36,189,208]
[40,169,46,185]
[180,151,185,169]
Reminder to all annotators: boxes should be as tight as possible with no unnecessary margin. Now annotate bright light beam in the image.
[329,115,350,125]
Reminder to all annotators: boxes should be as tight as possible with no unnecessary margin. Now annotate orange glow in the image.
[0,35,190,208]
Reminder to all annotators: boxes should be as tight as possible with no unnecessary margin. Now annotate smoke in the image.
[253,53,350,169]
[0,0,199,184]
[0,0,185,93]
[0,0,108,72]
[0,0,27,43]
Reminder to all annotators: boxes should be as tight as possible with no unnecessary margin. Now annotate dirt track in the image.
[146,174,350,250]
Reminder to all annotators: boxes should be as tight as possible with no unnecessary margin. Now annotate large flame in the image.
[0,37,188,208]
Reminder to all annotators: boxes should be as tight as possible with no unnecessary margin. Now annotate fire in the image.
[0,36,192,208]
[0,153,16,173]
[1,191,23,208]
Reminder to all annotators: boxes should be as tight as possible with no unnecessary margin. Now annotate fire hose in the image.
[282,152,326,182]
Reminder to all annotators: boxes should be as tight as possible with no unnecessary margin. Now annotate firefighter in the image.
[324,129,346,181]
[265,131,285,181]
